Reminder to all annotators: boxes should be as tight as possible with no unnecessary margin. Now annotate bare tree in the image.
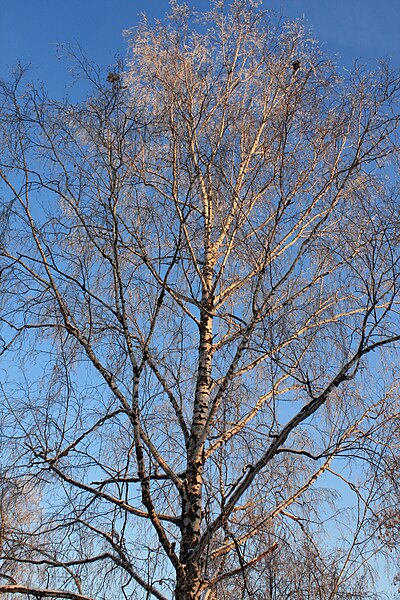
[0,2,399,599]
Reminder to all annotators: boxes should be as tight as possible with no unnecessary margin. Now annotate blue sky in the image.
[1,1,399,95]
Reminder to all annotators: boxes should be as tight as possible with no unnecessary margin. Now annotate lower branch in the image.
[208,543,278,587]
[0,585,94,600]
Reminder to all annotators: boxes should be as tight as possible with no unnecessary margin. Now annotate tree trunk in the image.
[176,460,204,599]
[175,562,203,600]
[176,272,214,599]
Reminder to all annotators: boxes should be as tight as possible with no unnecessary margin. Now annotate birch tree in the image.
[0,2,400,599]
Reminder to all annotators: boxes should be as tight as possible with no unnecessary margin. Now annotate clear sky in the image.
[1,0,399,96]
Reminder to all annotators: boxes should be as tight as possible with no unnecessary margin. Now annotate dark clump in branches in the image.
[292,59,300,72]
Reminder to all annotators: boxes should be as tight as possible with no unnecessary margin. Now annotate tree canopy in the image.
[0,2,400,599]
